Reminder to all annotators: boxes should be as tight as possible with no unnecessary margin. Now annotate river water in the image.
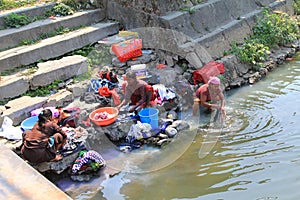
[57,52,300,200]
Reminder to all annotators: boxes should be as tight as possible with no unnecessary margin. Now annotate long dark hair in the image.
[38,109,52,127]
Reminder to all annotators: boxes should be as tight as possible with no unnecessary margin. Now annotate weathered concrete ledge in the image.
[0,55,88,101]
[0,76,29,101]
[0,22,119,73]
[0,144,72,200]
[197,0,293,59]
[159,0,292,39]
[32,55,88,88]
[107,0,293,35]
[0,9,105,50]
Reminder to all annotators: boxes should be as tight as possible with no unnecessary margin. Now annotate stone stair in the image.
[137,0,292,60]
[0,2,56,29]
[0,5,120,124]
[0,9,106,51]
[0,21,118,72]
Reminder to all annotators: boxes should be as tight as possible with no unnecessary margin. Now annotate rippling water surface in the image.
[58,53,300,200]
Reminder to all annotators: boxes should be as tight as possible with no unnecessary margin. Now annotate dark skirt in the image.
[21,146,56,164]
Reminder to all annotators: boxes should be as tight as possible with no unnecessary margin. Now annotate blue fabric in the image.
[48,136,54,147]
[89,78,118,93]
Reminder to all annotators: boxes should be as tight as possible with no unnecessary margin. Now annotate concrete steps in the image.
[0,5,120,104]
[159,0,287,39]
[0,55,88,101]
[0,2,56,29]
[0,5,119,199]
[158,0,292,58]
[0,9,106,50]
[0,21,119,73]
[0,143,73,200]
[0,4,119,120]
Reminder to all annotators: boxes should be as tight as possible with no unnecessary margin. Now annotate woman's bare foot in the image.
[50,154,63,162]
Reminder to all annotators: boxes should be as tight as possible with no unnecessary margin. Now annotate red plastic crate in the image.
[112,39,143,62]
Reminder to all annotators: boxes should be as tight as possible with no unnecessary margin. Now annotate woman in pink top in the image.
[192,77,226,125]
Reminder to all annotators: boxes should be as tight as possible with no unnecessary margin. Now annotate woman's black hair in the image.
[38,109,52,127]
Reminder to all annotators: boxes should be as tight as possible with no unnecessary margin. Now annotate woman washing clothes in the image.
[192,76,226,126]
[117,71,155,113]
[21,109,67,163]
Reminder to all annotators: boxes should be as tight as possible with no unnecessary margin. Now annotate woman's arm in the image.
[192,97,200,116]
[50,122,67,139]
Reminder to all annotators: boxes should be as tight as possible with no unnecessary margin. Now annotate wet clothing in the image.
[21,121,66,164]
[195,84,222,103]
[194,84,224,125]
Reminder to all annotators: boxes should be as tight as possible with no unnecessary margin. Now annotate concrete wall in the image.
[101,0,294,30]
[97,0,294,59]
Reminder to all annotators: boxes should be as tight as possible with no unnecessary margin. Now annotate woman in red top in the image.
[21,109,67,163]
[117,71,155,112]
[192,77,226,124]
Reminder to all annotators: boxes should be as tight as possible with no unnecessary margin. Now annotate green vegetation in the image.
[293,0,300,15]
[4,13,31,28]
[22,80,62,97]
[180,7,196,14]
[3,2,75,28]
[231,40,270,67]
[252,10,299,47]
[67,44,113,68]
[60,0,80,11]
[0,0,49,10]
[0,0,88,13]
[47,2,74,16]
[0,63,37,76]
[231,9,299,68]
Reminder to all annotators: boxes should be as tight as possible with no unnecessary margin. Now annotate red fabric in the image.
[98,87,112,97]
[145,85,156,101]
[193,60,225,84]
[130,84,155,105]
[98,72,118,83]
[98,87,121,105]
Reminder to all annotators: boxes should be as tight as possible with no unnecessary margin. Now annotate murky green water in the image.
[58,53,300,200]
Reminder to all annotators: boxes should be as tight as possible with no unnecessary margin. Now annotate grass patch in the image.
[3,2,76,29]
[22,79,62,97]
[0,63,37,76]
[0,0,44,11]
